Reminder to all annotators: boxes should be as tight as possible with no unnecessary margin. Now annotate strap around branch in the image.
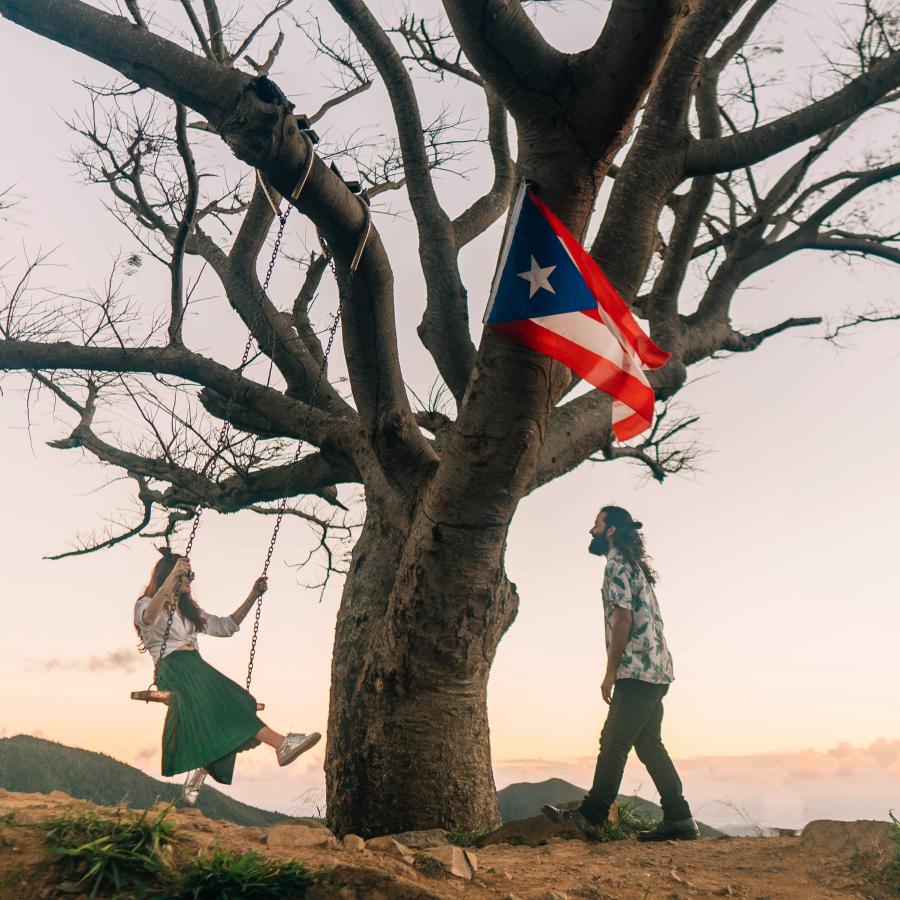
[351,196,372,273]
[290,130,316,202]
[255,169,281,217]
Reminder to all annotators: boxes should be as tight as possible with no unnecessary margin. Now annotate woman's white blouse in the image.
[134,596,239,663]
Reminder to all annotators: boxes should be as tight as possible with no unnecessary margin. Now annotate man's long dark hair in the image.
[134,548,206,651]
[603,505,658,586]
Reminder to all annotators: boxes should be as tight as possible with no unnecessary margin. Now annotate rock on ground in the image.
[264,822,340,852]
[800,819,894,860]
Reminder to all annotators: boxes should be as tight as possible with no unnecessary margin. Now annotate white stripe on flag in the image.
[552,235,631,353]
[529,311,651,386]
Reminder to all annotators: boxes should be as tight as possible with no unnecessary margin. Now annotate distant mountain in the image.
[497,777,724,837]
[498,778,586,822]
[0,735,291,827]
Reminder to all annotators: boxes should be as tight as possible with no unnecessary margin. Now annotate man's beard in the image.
[589,533,609,556]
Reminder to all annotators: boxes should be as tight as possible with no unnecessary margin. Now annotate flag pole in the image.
[482,179,528,325]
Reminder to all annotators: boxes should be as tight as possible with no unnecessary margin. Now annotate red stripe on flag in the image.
[609,409,647,442]
[527,190,670,370]
[488,319,654,440]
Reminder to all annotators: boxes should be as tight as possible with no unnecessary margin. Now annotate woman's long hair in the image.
[135,549,206,651]
[602,505,658,586]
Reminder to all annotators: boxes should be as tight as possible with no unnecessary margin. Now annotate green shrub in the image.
[42,806,178,898]
[448,827,486,847]
[174,846,317,899]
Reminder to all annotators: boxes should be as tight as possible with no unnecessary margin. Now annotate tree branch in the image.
[221,178,354,415]
[123,0,145,29]
[201,0,225,63]
[706,0,778,75]
[530,388,612,492]
[824,310,900,342]
[244,31,285,77]
[439,0,565,111]
[168,103,199,345]
[686,50,900,175]
[179,0,214,60]
[292,251,331,368]
[590,0,746,305]
[44,480,155,559]
[328,0,476,401]
[33,370,358,519]
[451,86,514,249]
[0,0,248,121]
[231,1,293,64]
[592,401,703,484]
[5,1,418,461]
[574,0,691,159]
[308,80,372,125]
[805,236,900,264]
[719,316,823,353]
[0,338,343,446]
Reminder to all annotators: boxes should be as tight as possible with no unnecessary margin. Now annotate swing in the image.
[132,141,370,708]
[130,688,267,709]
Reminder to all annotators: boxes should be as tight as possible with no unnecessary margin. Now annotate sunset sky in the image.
[1,1,898,830]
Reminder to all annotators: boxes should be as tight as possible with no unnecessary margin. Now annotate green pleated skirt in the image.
[157,649,265,784]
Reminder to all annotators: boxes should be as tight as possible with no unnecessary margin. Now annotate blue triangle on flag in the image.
[486,189,599,325]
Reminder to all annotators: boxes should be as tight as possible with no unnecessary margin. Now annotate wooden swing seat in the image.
[131,690,264,711]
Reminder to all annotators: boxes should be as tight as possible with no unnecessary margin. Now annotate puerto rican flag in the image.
[484,183,670,441]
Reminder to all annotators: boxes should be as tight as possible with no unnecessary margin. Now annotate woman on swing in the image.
[135,548,320,806]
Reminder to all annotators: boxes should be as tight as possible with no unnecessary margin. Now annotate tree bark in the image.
[326,499,519,836]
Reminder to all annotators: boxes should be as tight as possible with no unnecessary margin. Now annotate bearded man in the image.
[542,505,699,841]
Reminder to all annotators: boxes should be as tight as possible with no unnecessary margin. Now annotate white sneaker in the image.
[182,768,207,807]
[276,732,321,767]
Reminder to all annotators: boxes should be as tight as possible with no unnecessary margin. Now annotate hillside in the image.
[497,777,724,836]
[0,788,895,899]
[0,735,291,827]
[1,739,729,836]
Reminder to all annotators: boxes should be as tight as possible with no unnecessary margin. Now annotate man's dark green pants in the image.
[580,678,692,825]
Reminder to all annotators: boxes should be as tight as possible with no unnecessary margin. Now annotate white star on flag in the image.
[517,256,556,298]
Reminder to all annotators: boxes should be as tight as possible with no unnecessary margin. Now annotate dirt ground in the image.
[0,788,894,899]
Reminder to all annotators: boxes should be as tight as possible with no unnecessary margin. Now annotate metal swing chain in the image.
[151,201,296,689]
[152,181,371,693]
[245,201,371,691]
[244,307,341,690]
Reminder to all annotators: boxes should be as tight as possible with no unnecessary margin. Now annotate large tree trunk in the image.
[326,160,602,838]
[326,501,520,837]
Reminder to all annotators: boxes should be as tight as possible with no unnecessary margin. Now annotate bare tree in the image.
[1,0,899,837]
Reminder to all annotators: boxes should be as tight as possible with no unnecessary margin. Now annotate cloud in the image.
[675,739,900,784]
[28,648,141,674]
[132,745,157,766]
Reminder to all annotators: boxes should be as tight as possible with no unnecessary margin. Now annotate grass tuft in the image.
[596,801,659,842]
[42,805,178,898]
[413,851,447,879]
[173,846,317,898]
[0,868,26,892]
